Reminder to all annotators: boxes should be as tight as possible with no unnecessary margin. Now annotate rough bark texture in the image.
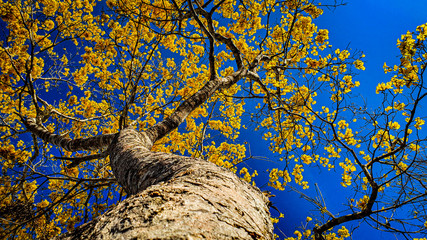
[56,128,273,239]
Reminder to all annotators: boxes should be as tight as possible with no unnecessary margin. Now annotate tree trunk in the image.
[55,128,273,239]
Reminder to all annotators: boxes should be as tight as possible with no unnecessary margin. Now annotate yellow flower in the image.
[44,19,55,31]
[293,230,302,239]
[356,195,370,210]
[354,59,365,70]
[301,154,313,164]
[68,95,77,106]
[414,117,425,130]
[337,226,350,238]
[303,229,311,238]
[37,199,50,208]
[388,121,400,130]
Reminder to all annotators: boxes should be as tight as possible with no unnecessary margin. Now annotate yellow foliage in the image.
[339,158,356,187]
[356,195,370,210]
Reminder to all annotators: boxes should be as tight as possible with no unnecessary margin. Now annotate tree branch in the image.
[23,118,116,152]
[145,68,248,143]
[55,150,109,168]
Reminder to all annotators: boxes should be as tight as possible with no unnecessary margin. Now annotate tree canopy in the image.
[0,0,426,239]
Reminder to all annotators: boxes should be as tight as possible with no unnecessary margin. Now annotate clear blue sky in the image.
[318,0,427,103]
[244,1,427,239]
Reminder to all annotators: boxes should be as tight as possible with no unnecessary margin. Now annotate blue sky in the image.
[318,0,427,102]
[243,1,427,239]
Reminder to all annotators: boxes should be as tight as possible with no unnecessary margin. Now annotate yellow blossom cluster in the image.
[394,161,408,175]
[379,24,427,95]
[239,168,258,183]
[356,195,370,210]
[284,225,351,240]
[353,60,365,70]
[414,117,425,130]
[339,158,356,187]
[371,129,395,150]
[291,164,309,189]
[268,168,292,190]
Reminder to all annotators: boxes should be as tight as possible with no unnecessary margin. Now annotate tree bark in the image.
[55,128,273,239]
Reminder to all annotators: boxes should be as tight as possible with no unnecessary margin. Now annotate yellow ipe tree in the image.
[1,0,427,239]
